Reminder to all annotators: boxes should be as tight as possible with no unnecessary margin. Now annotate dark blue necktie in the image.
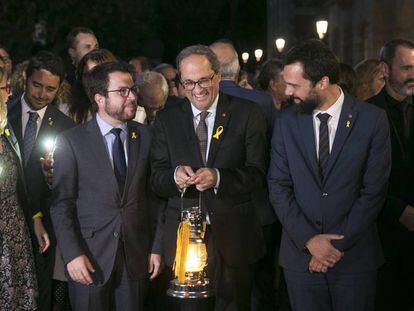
[110,128,127,195]
[23,111,39,165]
[317,113,331,179]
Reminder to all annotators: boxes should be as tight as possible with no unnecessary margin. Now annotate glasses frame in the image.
[0,84,10,94]
[180,73,216,91]
[106,86,139,98]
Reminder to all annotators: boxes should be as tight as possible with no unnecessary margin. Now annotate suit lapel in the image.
[207,94,231,167]
[86,119,121,198]
[122,123,140,201]
[297,112,321,186]
[8,99,23,143]
[324,95,357,181]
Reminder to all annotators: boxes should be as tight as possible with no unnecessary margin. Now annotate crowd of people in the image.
[0,26,413,311]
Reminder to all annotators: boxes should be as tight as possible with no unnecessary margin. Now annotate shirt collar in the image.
[190,94,219,118]
[96,113,128,137]
[21,93,48,120]
[313,87,344,119]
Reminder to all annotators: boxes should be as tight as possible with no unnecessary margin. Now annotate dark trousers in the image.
[68,242,146,311]
[284,269,377,311]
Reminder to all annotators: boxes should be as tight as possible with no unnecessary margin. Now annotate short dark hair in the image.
[176,45,221,78]
[67,27,96,49]
[26,51,65,84]
[256,58,284,90]
[83,61,135,103]
[338,63,356,95]
[379,38,414,67]
[285,39,339,85]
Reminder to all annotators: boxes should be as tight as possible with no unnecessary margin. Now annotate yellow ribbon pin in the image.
[48,117,53,126]
[213,126,224,140]
[346,121,350,128]
[4,128,10,136]
[131,132,137,139]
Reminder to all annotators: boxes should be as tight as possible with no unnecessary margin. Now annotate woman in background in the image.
[0,66,38,310]
[354,58,385,100]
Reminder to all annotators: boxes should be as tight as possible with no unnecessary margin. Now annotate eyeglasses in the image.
[106,86,139,98]
[0,85,10,94]
[181,73,216,91]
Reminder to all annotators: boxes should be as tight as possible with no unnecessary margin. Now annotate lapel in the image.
[181,100,204,167]
[86,118,121,199]
[324,95,357,182]
[122,122,141,202]
[297,112,321,187]
[7,98,23,143]
[207,93,231,167]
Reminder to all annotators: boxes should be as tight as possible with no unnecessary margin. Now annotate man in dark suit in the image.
[151,45,267,310]
[210,40,280,311]
[7,51,75,311]
[51,61,161,311]
[268,39,391,311]
[366,38,414,311]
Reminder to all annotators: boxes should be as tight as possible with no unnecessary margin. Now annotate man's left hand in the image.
[308,256,329,273]
[148,253,162,280]
[194,168,217,191]
[40,155,54,186]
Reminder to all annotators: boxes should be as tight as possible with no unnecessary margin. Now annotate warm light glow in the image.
[241,52,249,64]
[275,38,286,52]
[254,49,263,62]
[185,243,207,273]
[316,20,328,39]
[0,165,3,176]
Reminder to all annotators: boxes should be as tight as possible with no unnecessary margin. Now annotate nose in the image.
[285,85,293,97]
[38,87,47,99]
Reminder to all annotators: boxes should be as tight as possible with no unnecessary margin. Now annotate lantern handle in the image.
[179,187,203,213]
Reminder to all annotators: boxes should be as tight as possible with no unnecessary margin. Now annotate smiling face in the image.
[25,69,60,110]
[179,54,220,111]
[96,71,137,125]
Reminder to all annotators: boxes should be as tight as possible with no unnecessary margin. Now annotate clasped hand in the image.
[175,165,217,191]
[306,234,344,273]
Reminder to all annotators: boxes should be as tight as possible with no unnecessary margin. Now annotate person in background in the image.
[354,59,385,100]
[338,63,356,96]
[0,66,38,311]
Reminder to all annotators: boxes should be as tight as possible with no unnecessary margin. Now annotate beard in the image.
[105,100,137,123]
[290,89,322,115]
[389,76,414,97]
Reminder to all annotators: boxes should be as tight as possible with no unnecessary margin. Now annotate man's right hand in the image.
[175,165,196,189]
[399,205,414,231]
[67,255,95,285]
[306,234,344,267]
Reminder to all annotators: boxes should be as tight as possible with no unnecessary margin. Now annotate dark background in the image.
[0,0,267,66]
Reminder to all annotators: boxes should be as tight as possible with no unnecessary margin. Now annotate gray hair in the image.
[136,71,168,101]
[176,45,221,77]
[210,42,240,79]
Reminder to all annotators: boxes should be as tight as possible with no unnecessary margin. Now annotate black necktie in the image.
[196,111,209,165]
[23,111,39,165]
[110,128,127,195]
[317,113,331,179]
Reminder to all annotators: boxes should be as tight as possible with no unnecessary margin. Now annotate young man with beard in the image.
[366,39,414,311]
[51,62,161,311]
[268,39,391,311]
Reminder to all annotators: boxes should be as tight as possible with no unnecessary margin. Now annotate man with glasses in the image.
[51,61,162,311]
[151,45,267,310]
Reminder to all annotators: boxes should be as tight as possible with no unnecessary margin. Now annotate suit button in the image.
[114,232,119,238]
[315,221,322,226]
[322,193,328,197]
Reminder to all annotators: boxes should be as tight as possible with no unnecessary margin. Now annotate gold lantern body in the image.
[167,205,212,299]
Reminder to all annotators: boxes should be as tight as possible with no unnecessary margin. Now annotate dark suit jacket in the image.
[151,92,267,267]
[268,95,391,273]
[51,118,159,285]
[367,88,414,229]
[8,98,74,230]
[220,79,277,225]
[3,122,31,224]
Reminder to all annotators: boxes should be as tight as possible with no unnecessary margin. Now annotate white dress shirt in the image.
[313,88,344,159]
[21,94,48,138]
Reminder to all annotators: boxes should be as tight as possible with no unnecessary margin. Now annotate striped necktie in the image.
[196,111,209,165]
[23,111,39,165]
[317,113,331,179]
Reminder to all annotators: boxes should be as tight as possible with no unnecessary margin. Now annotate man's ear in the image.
[68,48,76,64]
[317,76,330,90]
[94,93,104,109]
[380,62,389,79]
